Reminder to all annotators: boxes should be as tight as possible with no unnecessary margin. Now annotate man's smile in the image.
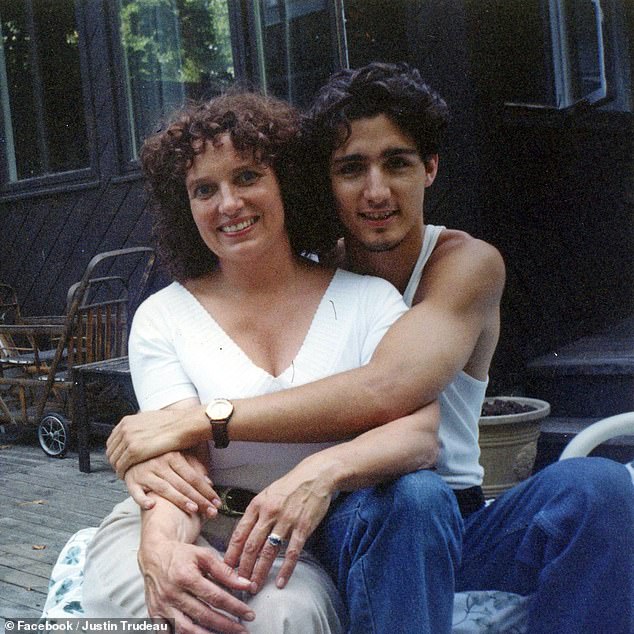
[359,210,398,221]
[358,210,399,229]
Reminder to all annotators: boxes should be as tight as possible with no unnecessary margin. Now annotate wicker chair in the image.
[0,247,155,456]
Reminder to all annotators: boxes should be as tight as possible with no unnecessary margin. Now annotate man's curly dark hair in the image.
[140,91,338,281]
[302,62,450,237]
[306,62,449,161]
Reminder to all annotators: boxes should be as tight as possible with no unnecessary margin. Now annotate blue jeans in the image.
[457,457,634,634]
[312,458,634,634]
[310,470,463,634]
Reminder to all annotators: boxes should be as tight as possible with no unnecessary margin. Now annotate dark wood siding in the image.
[467,0,634,390]
[0,0,632,393]
[0,0,157,317]
[1,179,153,315]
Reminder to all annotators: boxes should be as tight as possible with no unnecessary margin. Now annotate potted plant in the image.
[478,396,551,497]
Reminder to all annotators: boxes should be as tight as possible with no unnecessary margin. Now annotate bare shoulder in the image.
[423,229,505,286]
[418,228,505,304]
[431,229,504,274]
[413,230,503,378]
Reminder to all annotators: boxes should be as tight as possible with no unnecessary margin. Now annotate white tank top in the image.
[404,225,486,489]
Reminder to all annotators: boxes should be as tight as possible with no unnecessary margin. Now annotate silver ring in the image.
[267,532,283,547]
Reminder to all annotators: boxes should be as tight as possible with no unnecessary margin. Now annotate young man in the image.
[108,63,634,633]
[300,63,633,634]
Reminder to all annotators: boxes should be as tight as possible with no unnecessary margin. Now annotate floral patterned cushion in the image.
[42,527,529,632]
[42,527,96,618]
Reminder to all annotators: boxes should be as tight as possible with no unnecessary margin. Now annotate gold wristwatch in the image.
[205,398,234,448]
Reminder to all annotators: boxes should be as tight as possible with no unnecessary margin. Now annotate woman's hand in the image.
[223,401,440,593]
[139,537,257,634]
[124,451,222,517]
[107,405,207,477]
[223,457,335,592]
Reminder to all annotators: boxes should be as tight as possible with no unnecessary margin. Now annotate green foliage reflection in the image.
[119,0,234,85]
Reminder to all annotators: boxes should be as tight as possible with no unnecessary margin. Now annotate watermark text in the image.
[4,619,173,633]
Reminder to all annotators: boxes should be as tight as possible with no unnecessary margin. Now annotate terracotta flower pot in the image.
[478,396,551,498]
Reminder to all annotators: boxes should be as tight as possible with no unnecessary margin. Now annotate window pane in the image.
[561,0,607,104]
[495,0,608,109]
[253,0,335,107]
[118,0,235,158]
[0,0,89,183]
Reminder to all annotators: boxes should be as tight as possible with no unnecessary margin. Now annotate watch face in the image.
[208,399,233,421]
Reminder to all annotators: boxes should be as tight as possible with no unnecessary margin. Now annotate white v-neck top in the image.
[129,269,407,491]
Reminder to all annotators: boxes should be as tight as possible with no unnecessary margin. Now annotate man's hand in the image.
[107,408,205,476]
[139,538,257,634]
[124,451,222,517]
[224,460,333,592]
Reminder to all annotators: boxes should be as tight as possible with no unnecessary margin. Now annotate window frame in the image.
[241,0,347,105]
[550,0,609,108]
[106,0,139,176]
[0,0,99,200]
[108,0,249,175]
[503,0,614,112]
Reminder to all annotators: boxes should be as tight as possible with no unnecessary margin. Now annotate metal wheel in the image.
[38,412,70,458]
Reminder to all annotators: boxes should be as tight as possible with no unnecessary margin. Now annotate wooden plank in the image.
[84,182,139,256]
[2,464,119,486]
[0,576,54,601]
[0,542,60,567]
[0,442,128,622]
[35,188,111,314]
[0,551,55,578]
[1,197,28,241]
[4,467,126,497]
[0,517,90,547]
[0,442,120,473]
[11,474,121,501]
[3,470,125,500]
[2,498,115,531]
[1,175,154,318]
[3,499,120,535]
[0,566,48,594]
[3,456,123,489]
[0,199,31,277]
[0,582,47,618]
[0,200,32,290]
[3,483,125,521]
[2,471,125,535]
[94,182,148,254]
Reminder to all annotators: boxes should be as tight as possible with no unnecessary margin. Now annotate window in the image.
[0,0,89,184]
[250,0,341,108]
[117,0,235,160]
[500,0,610,110]
[550,0,608,107]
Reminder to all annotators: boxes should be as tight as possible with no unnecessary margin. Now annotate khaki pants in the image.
[83,497,344,633]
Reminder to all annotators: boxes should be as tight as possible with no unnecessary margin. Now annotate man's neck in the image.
[345,226,425,295]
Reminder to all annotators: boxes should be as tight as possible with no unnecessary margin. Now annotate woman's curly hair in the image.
[140,91,338,281]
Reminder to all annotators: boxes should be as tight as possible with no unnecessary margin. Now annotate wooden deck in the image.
[0,438,127,627]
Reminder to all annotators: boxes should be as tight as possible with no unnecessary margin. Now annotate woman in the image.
[82,92,444,633]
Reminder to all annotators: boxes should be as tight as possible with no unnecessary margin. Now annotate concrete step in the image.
[526,317,634,417]
[533,415,634,472]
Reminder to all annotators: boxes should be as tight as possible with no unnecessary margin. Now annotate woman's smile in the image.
[219,216,260,234]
